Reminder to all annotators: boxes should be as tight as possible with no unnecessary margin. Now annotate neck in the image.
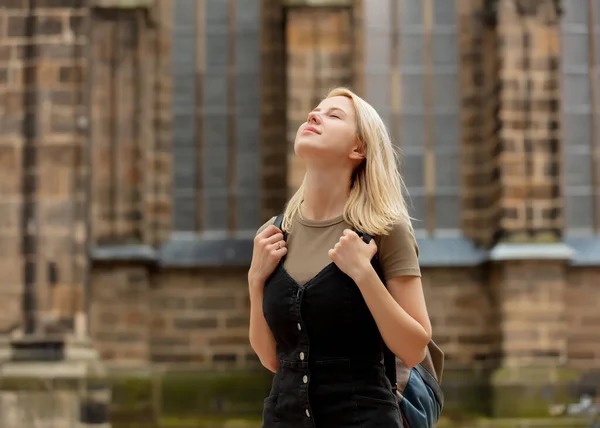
[301,166,352,221]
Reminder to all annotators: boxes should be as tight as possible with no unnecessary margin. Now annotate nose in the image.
[307,111,321,124]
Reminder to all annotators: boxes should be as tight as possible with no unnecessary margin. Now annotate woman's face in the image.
[294,96,363,166]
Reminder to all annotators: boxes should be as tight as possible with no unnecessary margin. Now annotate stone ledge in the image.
[91,245,157,262]
[565,237,600,266]
[489,243,574,261]
[91,0,154,8]
[283,0,353,7]
[91,236,600,268]
[415,236,489,267]
[158,232,254,267]
[91,235,490,268]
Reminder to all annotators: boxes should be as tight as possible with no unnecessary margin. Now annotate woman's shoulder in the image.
[375,220,421,279]
[376,220,417,245]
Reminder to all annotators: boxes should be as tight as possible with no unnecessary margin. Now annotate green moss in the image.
[113,416,588,428]
[159,371,272,416]
[439,366,494,418]
[438,417,588,428]
[0,376,108,391]
[489,367,581,418]
[109,370,272,424]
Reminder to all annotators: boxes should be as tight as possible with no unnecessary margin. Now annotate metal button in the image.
[297,323,302,331]
[305,409,310,417]
[299,352,305,361]
[303,375,308,384]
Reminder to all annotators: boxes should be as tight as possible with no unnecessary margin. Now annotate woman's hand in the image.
[248,225,287,288]
[328,229,377,281]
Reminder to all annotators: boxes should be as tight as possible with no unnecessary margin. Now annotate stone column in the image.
[488,0,579,418]
[0,0,89,338]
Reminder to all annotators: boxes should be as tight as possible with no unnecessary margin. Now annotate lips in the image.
[303,126,320,135]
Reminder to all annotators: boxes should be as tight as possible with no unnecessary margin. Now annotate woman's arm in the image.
[354,269,431,368]
[248,280,279,372]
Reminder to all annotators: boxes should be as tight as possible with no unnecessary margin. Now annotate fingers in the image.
[268,240,287,252]
[263,232,284,246]
[265,224,283,235]
[256,224,283,240]
[269,241,287,259]
[342,229,358,238]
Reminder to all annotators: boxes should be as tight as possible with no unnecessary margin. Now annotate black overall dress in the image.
[262,241,403,427]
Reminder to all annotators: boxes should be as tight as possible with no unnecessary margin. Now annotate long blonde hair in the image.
[282,87,412,236]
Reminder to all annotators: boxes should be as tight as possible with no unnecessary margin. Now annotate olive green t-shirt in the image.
[256,211,421,286]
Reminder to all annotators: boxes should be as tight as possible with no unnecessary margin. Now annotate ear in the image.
[349,141,366,161]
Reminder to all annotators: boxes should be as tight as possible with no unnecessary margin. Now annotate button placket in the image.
[295,287,312,424]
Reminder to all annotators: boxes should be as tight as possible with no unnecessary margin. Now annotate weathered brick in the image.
[192,296,237,311]
[173,317,218,330]
[212,353,237,364]
[37,0,84,7]
[35,16,63,36]
[6,15,27,38]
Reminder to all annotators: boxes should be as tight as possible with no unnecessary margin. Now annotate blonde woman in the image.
[248,88,432,427]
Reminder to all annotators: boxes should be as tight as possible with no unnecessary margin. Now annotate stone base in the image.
[490,366,581,418]
[439,363,496,418]
[0,336,111,428]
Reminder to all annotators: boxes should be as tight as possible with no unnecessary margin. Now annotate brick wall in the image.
[90,264,499,370]
[423,267,499,366]
[495,260,567,367]
[566,268,600,370]
[90,265,256,369]
[89,264,150,364]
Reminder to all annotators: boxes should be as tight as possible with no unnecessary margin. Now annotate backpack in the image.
[273,214,445,427]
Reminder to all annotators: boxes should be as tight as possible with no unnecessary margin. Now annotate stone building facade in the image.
[0,0,599,417]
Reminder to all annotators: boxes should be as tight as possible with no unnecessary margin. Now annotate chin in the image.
[293,139,321,159]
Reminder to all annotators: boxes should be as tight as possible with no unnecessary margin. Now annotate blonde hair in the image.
[281,87,412,236]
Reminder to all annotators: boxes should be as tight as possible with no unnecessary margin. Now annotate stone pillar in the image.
[487,1,578,417]
[489,249,578,418]
[0,2,26,335]
[261,0,288,219]
[458,0,502,248]
[0,0,89,337]
[496,0,562,242]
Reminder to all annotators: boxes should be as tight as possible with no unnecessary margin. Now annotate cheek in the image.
[331,125,357,151]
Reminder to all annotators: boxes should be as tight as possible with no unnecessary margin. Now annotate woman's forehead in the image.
[315,96,354,114]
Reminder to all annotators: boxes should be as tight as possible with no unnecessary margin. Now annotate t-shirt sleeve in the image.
[376,221,421,280]
[255,216,277,236]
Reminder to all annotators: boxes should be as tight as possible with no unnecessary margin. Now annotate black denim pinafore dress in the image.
[261,247,403,427]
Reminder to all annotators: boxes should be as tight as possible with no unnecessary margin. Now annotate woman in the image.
[248,87,432,427]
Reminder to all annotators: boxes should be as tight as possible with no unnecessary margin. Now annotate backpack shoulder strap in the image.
[360,233,374,244]
[273,213,288,241]
[274,213,284,230]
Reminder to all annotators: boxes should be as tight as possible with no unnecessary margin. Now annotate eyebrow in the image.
[312,107,347,116]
